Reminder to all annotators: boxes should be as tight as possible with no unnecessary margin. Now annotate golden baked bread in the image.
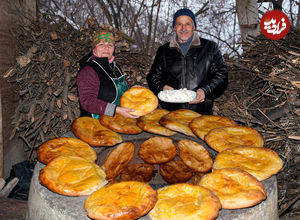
[72,117,122,147]
[84,181,157,220]
[137,108,176,136]
[159,159,193,184]
[37,137,97,164]
[102,142,135,180]
[149,183,221,220]
[198,168,266,209]
[204,126,264,152]
[119,163,154,182]
[100,113,142,134]
[120,87,158,116]
[213,146,283,181]
[178,139,213,173]
[159,109,201,137]
[190,115,238,140]
[138,136,177,164]
[39,156,107,196]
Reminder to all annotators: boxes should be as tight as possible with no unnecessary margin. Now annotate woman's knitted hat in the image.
[172,8,196,28]
[93,31,115,47]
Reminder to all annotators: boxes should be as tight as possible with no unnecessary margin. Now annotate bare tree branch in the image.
[195,1,209,16]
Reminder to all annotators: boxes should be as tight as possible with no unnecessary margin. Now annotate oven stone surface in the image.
[26,131,279,220]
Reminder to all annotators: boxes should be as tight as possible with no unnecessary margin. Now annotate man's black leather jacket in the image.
[147,32,228,114]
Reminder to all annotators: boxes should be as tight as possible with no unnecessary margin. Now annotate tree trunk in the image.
[236,0,259,45]
[145,0,155,55]
[272,0,283,10]
[150,0,161,55]
[297,1,300,28]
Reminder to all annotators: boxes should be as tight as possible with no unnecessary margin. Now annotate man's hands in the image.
[163,85,205,104]
[116,106,139,118]
[189,88,205,104]
[163,85,174,90]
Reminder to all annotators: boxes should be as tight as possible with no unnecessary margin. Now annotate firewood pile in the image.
[4,18,152,158]
[214,28,300,219]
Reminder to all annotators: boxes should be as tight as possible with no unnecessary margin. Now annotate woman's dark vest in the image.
[79,57,123,117]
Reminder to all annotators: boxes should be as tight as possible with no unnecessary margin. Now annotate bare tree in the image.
[150,0,162,55]
[257,0,284,10]
[145,0,155,55]
[38,0,298,58]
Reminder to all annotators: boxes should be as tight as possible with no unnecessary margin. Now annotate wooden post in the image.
[0,93,2,178]
[236,0,260,44]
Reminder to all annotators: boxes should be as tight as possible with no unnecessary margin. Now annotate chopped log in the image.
[288,135,300,141]
[100,23,134,43]
[279,193,300,216]
[251,102,290,124]
[3,66,15,78]
[0,178,4,191]
[27,99,37,123]
[62,71,71,105]
[0,177,19,197]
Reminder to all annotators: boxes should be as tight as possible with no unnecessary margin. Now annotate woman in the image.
[77,31,138,119]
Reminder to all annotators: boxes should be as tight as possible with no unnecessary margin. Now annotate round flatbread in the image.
[100,113,142,134]
[213,146,283,181]
[102,142,135,180]
[178,139,213,173]
[119,163,154,182]
[149,183,221,220]
[120,87,158,116]
[37,137,97,164]
[190,115,238,139]
[72,117,122,147]
[159,109,201,137]
[39,156,107,196]
[84,181,157,220]
[198,168,266,209]
[138,136,177,164]
[204,126,264,152]
[137,108,176,136]
[159,159,193,184]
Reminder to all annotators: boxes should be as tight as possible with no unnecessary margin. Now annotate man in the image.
[147,8,228,114]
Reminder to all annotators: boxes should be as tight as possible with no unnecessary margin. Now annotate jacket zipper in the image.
[182,56,186,88]
[182,55,189,108]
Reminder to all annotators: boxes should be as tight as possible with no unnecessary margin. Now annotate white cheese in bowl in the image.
[158,88,196,103]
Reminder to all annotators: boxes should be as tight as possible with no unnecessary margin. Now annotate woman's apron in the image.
[92,74,128,119]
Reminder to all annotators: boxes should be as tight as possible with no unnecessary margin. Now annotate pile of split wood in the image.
[4,18,152,158]
[214,28,300,218]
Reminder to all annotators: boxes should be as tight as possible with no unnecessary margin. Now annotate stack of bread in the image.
[37,137,107,196]
[36,88,283,219]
